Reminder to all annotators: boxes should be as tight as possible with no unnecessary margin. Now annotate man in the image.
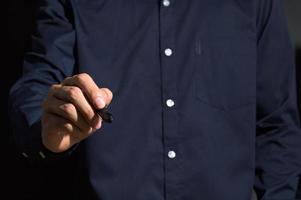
[9,0,301,199]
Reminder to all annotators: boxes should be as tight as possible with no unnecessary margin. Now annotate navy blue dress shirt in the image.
[9,0,301,199]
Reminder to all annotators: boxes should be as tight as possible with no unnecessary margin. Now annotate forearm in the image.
[255,0,301,198]
[8,0,76,163]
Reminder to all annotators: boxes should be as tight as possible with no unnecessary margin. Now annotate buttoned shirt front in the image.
[9,0,301,199]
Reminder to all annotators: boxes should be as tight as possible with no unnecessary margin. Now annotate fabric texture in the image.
[9,0,301,199]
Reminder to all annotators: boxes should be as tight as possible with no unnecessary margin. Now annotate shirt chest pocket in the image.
[194,35,256,111]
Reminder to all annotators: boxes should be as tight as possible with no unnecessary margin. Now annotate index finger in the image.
[62,73,108,109]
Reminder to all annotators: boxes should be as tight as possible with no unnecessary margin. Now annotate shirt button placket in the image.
[159,0,180,199]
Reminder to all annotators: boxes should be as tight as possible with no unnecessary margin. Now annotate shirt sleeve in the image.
[255,0,301,199]
[8,0,77,163]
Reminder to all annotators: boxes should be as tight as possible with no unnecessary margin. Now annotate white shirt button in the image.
[39,151,46,159]
[164,48,173,56]
[163,0,170,7]
[22,152,29,158]
[166,99,175,107]
[168,150,176,159]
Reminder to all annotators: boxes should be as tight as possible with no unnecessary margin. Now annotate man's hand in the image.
[41,73,113,153]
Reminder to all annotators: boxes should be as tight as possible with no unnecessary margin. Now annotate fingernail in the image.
[94,116,102,130]
[95,96,105,109]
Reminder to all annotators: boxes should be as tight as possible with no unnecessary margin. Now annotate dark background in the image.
[3,0,301,199]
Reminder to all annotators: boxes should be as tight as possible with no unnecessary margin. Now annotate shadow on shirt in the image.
[296,47,301,117]
[296,47,301,199]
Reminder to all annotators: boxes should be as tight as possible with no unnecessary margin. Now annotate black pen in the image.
[95,106,113,123]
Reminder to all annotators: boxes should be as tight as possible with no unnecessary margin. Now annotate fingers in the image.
[42,113,92,152]
[42,112,81,137]
[62,73,113,109]
[49,84,101,129]
[41,73,113,153]
[101,87,113,106]
[43,95,101,132]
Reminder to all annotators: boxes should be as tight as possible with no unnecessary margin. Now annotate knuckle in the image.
[60,103,76,115]
[50,84,60,92]
[68,87,82,100]
[75,73,91,84]
[88,127,95,134]
[62,76,72,83]
[50,84,57,91]
[63,123,73,132]
[84,127,94,135]
[49,84,63,99]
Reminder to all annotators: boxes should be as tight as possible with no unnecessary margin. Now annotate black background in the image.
[4,1,301,199]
